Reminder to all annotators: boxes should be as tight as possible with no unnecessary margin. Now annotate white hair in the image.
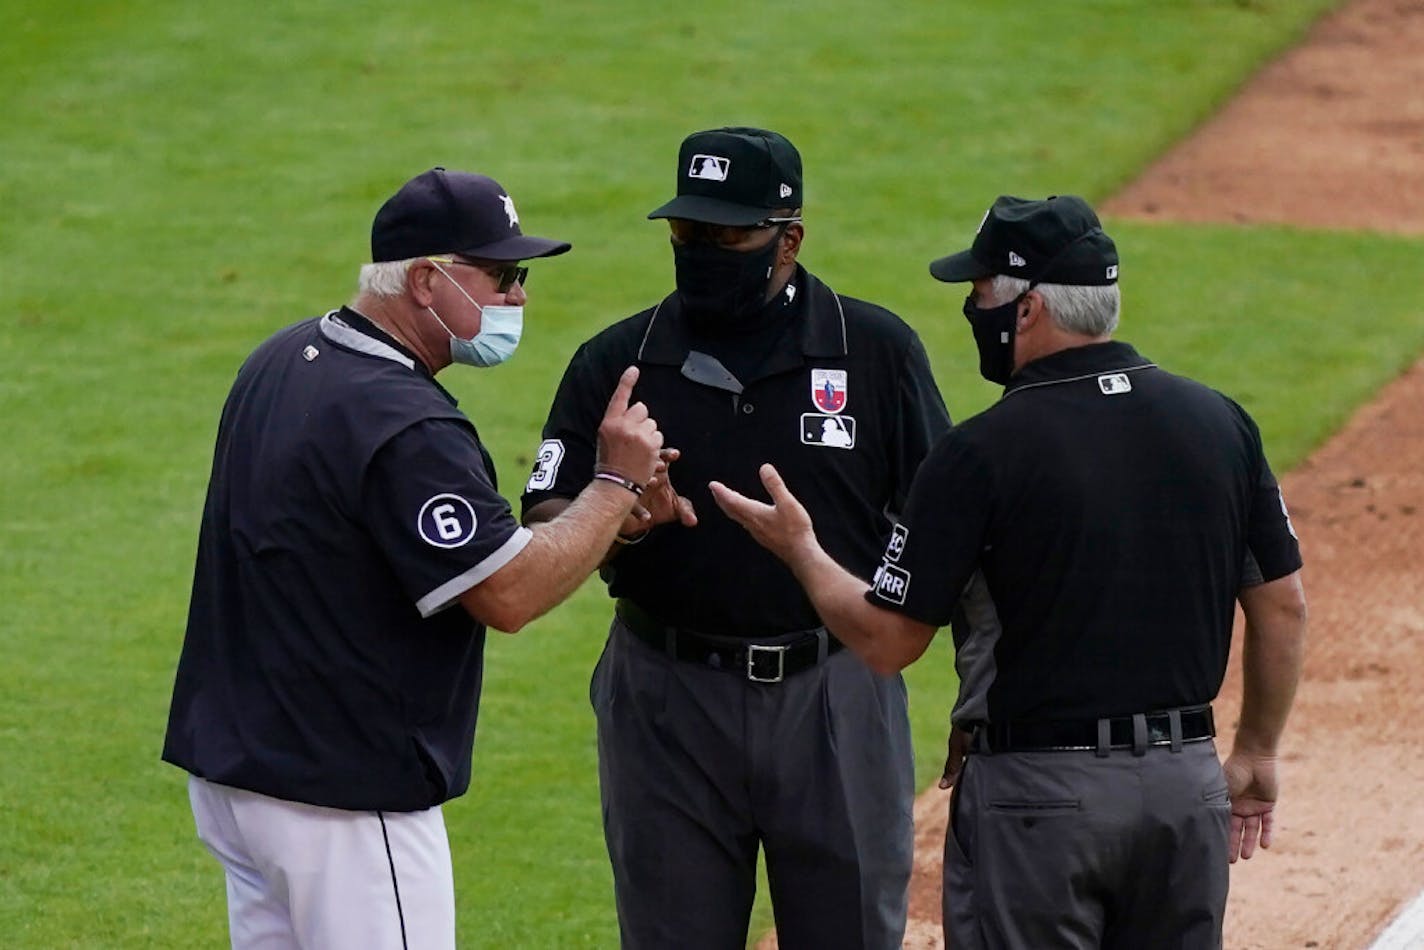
[358,258,417,298]
[990,274,1120,336]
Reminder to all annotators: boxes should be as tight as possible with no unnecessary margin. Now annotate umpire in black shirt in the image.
[522,127,951,948]
[714,194,1308,949]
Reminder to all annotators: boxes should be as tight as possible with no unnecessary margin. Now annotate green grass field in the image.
[4,0,1423,946]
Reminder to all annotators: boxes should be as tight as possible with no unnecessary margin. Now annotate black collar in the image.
[637,265,849,369]
[1003,341,1155,397]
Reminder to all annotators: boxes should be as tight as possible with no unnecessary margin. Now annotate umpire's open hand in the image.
[709,464,816,566]
[596,367,664,490]
[1222,750,1279,862]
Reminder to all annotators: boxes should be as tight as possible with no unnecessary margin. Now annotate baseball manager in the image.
[713,195,1308,949]
[162,167,665,949]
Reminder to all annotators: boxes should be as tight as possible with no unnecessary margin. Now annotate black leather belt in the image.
[615,599,841,684]
[972,705,1215,756]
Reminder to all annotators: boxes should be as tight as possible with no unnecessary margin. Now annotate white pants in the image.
[188,776,455,950]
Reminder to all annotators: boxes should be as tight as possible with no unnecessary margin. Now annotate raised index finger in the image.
[604,366,640,420]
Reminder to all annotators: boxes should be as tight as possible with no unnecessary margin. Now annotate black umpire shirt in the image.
[867,341,1302,722]
[163,308,530,812]
[521,265,951,635]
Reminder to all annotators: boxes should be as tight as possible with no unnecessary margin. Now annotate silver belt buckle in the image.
[746,643,787,683]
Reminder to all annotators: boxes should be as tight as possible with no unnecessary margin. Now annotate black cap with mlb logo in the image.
[929,195,1119,286]
[647,127,803,226]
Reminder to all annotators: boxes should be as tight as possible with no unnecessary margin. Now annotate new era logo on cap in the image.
[1106,264,1119,279]
[1009,251,1027,267]
[779,183,793,198]
[689,155,730,181]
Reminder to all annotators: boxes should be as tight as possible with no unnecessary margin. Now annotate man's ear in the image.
[407,260,437,308]
[779,222,804,265]
[1018,289,1042,329]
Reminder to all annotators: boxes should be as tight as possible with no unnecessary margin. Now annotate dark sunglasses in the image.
[668,216,801,248]
[429,257,528,292]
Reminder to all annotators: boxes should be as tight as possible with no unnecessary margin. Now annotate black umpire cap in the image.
[930,195,1119,286]
[371,167,572,263]
[647,127,803,226]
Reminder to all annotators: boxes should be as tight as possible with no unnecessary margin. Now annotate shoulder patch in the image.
[872,561,911,605]
[417,494,478,548]
[525,439,566,492]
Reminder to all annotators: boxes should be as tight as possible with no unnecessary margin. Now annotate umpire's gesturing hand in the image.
[712,464,939,676]
[710,463,816,564]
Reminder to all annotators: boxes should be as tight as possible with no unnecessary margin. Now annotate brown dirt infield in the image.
[768,0,1424,945]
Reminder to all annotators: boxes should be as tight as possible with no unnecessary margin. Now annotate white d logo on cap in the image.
[499,194,519,228]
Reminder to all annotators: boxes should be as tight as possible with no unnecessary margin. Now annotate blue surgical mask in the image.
[427,262,524,367]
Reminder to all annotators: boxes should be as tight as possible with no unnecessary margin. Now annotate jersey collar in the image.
[321,307,424,372]
[320,308,459,405]
[637,265,849,368]
[1002,341,1154,397]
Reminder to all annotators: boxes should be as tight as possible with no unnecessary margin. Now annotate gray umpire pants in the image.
[592,616,914,950]
[944,740,1230,949]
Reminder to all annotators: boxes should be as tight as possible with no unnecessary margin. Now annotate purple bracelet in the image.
[592,470,644,497]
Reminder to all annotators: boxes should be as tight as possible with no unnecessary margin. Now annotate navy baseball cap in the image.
[929,195,1119,286]
[371,167,571,263]
[647,127,803,226]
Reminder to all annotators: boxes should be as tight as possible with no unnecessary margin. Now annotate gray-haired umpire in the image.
[522,127,952,948]
[162,168,665,949]
[710,195,1308,949]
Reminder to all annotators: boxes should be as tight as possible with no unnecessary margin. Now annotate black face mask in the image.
[672,229,783,336]
[962,291,1025,385]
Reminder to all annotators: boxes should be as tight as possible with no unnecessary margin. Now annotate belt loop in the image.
[815,627,828,663]
[1095,718,1111,758]
[1131,713,1148,756]
[972,726,991,754]
[1168,708,1184,752]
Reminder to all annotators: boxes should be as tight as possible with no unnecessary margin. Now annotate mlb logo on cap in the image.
[649,126,804,227]
[689,155,731,181]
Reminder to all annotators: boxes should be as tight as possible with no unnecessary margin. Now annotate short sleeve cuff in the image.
[415,526,533,618]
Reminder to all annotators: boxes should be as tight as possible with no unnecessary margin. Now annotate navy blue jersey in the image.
[867,341,1302,722]
[163,309,529,811]
[522,266,951,635]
